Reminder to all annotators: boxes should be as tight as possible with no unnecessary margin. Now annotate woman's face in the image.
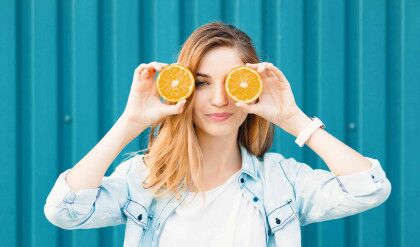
[192,46,249,137]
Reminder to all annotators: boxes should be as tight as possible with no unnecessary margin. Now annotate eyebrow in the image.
[195,72,210,78]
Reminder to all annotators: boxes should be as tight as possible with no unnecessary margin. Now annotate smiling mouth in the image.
[206,113,233,121]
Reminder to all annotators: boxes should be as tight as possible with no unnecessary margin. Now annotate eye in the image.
[195,81,209,87]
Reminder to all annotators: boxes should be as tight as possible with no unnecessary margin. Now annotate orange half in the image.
[156,64,195,102]
[225,66,262,103]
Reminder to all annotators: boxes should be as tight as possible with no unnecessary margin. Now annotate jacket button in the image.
[240,178,244,183]
[275,218,281,224]
[371,174,375,179]
[137,214,142,221]
[253,197,258,202]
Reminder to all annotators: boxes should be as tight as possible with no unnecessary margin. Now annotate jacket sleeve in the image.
[284,156,392,226]
[43,156,136,230]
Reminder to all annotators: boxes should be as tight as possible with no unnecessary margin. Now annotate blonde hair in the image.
[126,22,274,201]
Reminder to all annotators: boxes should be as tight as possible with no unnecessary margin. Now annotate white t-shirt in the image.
[158,170,266,246]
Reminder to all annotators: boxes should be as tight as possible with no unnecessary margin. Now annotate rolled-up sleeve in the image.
[288,156,391,226]
[335,157,390,197]
[44,157,134,230]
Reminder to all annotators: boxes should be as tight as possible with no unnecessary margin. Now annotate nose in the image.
[210,82,228,107]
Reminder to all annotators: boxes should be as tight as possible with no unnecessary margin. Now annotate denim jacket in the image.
[44,144,391,246]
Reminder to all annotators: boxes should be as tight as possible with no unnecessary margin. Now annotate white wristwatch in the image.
[295,117,325,147]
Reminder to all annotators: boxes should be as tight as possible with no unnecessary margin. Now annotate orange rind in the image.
[225,66,262,103]
[156,64,195,102]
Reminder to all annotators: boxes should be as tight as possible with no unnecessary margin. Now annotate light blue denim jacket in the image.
[44,144,391,246]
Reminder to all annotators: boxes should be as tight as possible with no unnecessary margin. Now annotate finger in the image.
[244,64,259,76]
[135,62,167,78]
[149,62,169,72]
[266,63,287,81]
[245,62,259,69]
[134,63,147,78]
[130,69,154,93]
[134,64,156,90]
[164,99,187,115]
[140,68,153,80]
[257,62,269,73]
[138,64,160,80]
[266,65,278,79]
[133,63,153,83]
[245,63,269,78]
[256,63,264,73]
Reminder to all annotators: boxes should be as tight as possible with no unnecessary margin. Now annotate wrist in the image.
[116,115,149,142]
[278,110,312,137]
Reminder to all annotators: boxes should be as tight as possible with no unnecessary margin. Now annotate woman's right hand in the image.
[121,62,188,130]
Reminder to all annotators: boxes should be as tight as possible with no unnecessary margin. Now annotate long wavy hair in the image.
[125,22,274,201]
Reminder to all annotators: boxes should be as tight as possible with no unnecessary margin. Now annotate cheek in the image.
[192,98,202,113]
[192,96,204,122]
[235,111,248,124]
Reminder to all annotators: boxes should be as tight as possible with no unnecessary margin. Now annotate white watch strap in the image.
[295,117,325,147]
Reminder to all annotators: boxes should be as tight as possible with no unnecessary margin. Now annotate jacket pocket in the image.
[267,198,297,234]
[123,198,150,230]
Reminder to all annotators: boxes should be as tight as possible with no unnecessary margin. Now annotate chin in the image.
[208,128,237,137]
[195,124,238,137]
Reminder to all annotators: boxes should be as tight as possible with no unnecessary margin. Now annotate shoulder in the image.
[260,151,302,169]
[113,153,149,180]
[114,153,155,199]
[259,151,303,184]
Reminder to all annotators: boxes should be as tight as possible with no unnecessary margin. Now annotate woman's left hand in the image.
[235,62,308,135]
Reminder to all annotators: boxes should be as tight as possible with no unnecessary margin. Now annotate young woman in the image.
[44,22,391,247]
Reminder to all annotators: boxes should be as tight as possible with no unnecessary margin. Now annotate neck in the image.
[189,130,242,192]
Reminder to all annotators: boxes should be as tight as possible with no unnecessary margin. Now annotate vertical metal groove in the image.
[16,0,35,246]
[97,0,114,245]
[139,0,153,62]
[400,1,406,246]
[68,1,76,246]
[15,0,23,246]
[29,0,35,244]
[344,0,362,245]
[274,0,281,65]
[152,1,157,60]
[357,1,363,244]
[56,1,64,246]
[98,0,105,149]
[111,1,118,124]
[0,0,19,245]
[385,0,403,246]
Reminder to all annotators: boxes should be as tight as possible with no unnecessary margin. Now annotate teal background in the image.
[1,0,419,246]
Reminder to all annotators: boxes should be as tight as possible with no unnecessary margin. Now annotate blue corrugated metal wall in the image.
[1,0,419,246]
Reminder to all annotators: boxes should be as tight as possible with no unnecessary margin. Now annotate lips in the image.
[207,113,232,118]
[206,112,233,121]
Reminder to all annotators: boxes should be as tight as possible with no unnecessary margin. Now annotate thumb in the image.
[164,99,187,116]
[235,102,261,114]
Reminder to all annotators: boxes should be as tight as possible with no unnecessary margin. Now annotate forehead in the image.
[196,47,244,76]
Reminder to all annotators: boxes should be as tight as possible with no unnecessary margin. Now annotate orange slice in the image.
[225,66,262,103]
[156,64,195,102]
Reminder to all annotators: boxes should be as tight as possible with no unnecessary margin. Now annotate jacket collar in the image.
[239,144,259,180]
